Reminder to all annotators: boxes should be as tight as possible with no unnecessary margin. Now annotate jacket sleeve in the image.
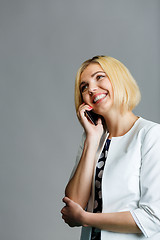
[69,132,86,180]
[130,124,160,238]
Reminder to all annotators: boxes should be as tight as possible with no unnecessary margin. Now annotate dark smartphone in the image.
[85,110,99,126]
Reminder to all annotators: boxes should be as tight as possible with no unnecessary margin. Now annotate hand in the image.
[61,197,87,228]
[77,103,104,142]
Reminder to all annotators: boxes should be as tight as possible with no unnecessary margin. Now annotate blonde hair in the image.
[75,55,141,112]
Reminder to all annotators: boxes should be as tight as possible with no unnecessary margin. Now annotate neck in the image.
[102,110,138,139]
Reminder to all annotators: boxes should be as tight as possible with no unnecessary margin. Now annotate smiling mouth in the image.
[93,93,107,103]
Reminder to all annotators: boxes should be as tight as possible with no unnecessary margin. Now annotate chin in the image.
[94,109,105,116]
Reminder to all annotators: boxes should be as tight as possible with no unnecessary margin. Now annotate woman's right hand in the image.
[77,103,104,143]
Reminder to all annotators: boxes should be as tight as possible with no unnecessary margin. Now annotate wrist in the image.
[85,135,100,149]
[81,210,90,227]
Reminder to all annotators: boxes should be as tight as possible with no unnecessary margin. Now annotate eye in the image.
[96,75,105,80]
[81,84,88,93]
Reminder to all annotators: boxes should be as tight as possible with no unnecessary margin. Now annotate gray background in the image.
[0,0,160,240]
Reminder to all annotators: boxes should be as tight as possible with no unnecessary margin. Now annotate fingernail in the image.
[88,106,93,109]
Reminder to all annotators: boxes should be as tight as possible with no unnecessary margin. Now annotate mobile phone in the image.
[85,110,99,126]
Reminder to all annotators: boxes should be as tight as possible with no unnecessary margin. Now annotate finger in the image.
[62,214,69,224]
[62,214,66,220]
[79,102,85,109]
[79,106,93,120]
[62,196,72,206]
[97,118,102,125]
[61,206,66,214]
[78,103,93,113]
[82,105,93,112]
[62,215,68,224]
[77,103,85,114]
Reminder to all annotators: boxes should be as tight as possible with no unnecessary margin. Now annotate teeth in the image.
[93,94,106,103]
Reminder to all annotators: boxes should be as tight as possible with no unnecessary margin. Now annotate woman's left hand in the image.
[61,197,86,227]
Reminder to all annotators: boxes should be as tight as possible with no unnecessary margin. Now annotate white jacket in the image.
[71,117,160,239]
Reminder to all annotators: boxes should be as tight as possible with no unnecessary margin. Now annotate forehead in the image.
[80,63,104,82]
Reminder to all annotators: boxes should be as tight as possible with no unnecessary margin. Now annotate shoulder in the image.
[121,117,160,148]
[137,118,160,154]
[135,117,160,138]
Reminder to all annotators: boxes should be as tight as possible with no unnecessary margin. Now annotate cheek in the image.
[81,94,89,104]
[101,80,113,93]
[80,92,85,104]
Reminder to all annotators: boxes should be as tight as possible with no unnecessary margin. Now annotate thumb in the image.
[97,117,102,125]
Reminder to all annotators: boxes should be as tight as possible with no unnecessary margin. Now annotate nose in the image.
[88,83,98,95]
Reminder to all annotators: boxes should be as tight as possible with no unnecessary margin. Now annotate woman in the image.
[61,56,160,240]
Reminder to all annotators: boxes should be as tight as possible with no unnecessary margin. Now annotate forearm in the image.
[65,137,98,209]
[83,211,141,234]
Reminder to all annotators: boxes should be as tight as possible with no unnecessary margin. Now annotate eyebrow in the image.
[79,71,106,88]
[91,71,105,77]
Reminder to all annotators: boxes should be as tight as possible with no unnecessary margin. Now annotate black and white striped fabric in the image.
[91,138,111,240]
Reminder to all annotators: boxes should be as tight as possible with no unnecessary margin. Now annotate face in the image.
[80,63,114,115]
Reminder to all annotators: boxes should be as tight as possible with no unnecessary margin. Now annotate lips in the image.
[93,93,107,103]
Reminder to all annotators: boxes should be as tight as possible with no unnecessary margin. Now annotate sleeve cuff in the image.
[130,208,160,238]
[130,210,148,237]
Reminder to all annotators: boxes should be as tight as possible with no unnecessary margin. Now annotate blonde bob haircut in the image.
[75,55,141,113]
